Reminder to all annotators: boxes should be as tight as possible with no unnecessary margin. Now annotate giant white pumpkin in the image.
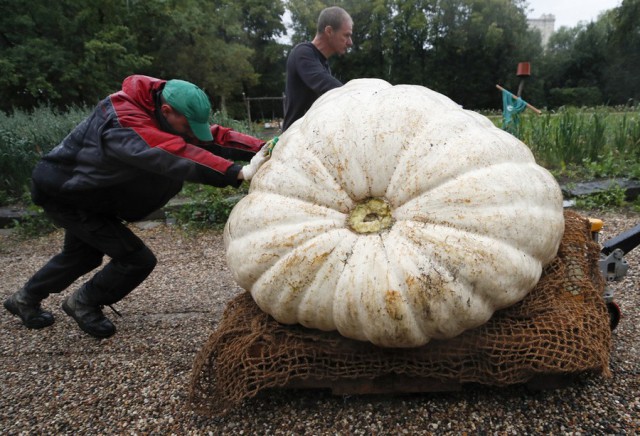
[224,78,564,348]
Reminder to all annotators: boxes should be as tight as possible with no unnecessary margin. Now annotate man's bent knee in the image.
[120,245,157,276]
[79,251,104,271]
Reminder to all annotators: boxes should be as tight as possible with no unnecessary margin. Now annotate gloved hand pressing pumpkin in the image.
[240,145,270,181]
[264,136,279,156]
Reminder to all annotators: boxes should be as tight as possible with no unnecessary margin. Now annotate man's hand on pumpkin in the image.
[264,136,279,156]
[240,146,270,180]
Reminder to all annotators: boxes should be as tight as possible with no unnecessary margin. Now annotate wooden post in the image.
[243,93,253,134]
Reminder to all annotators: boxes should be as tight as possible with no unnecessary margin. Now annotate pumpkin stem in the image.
[347,198,394,234]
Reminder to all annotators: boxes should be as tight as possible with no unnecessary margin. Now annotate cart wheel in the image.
[607,302,621,330]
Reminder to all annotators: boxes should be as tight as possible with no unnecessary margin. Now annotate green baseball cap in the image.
[162,79,213,141]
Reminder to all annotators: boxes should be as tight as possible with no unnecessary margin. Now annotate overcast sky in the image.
[526,0,622,29]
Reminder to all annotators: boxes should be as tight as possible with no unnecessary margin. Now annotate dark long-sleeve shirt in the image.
[282,42,343,131]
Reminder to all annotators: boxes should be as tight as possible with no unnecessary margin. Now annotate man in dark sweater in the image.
[282,6,353,131]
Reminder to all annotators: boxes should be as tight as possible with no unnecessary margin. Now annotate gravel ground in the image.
[1,208,638,435]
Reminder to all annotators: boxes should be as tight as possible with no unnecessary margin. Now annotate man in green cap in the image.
[3,75,273,339]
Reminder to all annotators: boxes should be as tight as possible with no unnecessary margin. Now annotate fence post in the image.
[243,93,253,134]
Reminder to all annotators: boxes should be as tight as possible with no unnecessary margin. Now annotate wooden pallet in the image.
[284,373,576,395]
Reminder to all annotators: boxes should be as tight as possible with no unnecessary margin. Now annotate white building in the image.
[528,14,555,46]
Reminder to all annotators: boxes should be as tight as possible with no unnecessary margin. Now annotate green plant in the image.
[555,108,586,166]
[574,183,628,210]
[583,111,607,162]
[0,129,38,203]
[515,108,639,183]
[525,113,556,167]
[0,105,89,205]
[11,205,57,239]
[211,111,251,134]
[612,113,640,157]
[581,151,627,179]
[168,183,248,230]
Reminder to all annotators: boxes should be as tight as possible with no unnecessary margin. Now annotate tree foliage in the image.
[0,0,284,114]
[0,0,637,114]
[604,0,640,105]
[0,0,153,111]
[539,0,640,107]
[239,0,288,115]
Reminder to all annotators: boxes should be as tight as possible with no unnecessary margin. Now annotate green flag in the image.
[501,90,528,133]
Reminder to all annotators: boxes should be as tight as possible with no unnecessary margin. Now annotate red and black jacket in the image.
[31,75,264,221]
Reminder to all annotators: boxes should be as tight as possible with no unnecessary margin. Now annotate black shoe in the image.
[62,294,116,339]
[4,291,54,329]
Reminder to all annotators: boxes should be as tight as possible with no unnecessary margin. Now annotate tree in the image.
[421,0,541,108]
[540,18,611,107]
[0,0,270,115]
[0,0,151,112]
[139,0,257,113]
[286,0,328,44]
[238,0,288,119]
[537,1,640,108]
[604,0,640,104]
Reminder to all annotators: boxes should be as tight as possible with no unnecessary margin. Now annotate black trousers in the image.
[23,201,157,305]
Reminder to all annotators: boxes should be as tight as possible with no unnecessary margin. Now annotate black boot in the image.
[4,288,55,329]
[62,286,116,339]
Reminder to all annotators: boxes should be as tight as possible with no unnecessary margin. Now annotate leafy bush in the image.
[0,105,89,204]
[0,105,89,154]
[575,183,628,210]
[167,183,249,230]
[0,129,36,203]
[11,205,57,239]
